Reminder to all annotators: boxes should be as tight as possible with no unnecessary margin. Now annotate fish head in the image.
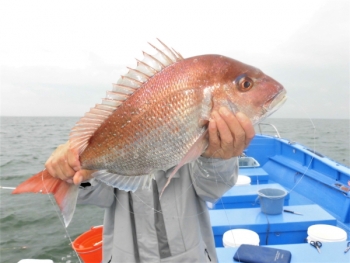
[217,56,287,124]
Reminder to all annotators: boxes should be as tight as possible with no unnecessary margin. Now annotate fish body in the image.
[80,55,209,175]
[13,41,287,226]
[80,54,284,176]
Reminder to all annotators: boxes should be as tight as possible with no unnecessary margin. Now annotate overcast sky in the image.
[1,0,349,119]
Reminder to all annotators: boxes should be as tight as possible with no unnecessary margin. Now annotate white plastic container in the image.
[223,229,260,248]
[307,224,347,243]
[235,175,251,186]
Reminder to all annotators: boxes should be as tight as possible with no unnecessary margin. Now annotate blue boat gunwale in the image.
[245,134,350,192]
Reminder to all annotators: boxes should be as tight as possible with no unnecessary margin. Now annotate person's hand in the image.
[201,107,255,159]
[45,141,94,185]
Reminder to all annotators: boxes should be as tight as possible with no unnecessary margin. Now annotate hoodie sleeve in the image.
[77,178,115,208]
[190,156,238,203]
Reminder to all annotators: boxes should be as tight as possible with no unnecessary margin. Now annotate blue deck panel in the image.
[238,167,269,184]
[216,241,350,263]
[210,205,336,246]
[214,183,290,209]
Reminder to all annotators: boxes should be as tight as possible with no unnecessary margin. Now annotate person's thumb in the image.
[73,169,95,185]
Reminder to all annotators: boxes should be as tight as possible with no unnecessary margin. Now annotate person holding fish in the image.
[46,108,254,263]
[14,40,286,262]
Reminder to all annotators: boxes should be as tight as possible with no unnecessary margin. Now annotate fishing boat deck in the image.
[211,204,336,246]
[213,134,350,263]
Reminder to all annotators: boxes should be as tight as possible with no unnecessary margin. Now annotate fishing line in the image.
[112,168,210,219]
[31,96,316,262]
[40,169,83,263]
[108,97,316,263]
[109,141,235,220]
[283,96,316,195]
[122,141,241,255]
[204,97,317,260]
[205,151,242,261]
[109,132,216,219]
[0,180,82,261]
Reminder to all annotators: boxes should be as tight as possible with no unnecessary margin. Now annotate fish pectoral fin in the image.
[160,130,209,197]
[12,170,79,227]
[93,170,152,192]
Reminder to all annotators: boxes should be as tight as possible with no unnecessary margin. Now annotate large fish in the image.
[13,40,287,226]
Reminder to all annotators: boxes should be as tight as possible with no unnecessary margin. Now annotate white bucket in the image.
[235,175,251,186]
[307,224,347,243]
[223,229,260,248]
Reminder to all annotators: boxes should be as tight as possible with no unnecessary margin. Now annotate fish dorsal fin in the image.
[69,39,183,153]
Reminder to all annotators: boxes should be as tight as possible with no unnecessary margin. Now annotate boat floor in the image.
[213,172,350,263]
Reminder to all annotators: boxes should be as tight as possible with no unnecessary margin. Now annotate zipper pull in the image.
[205,248,211,261]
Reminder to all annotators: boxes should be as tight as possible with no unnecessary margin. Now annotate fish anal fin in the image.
[12,170,78,227]
[93,170,154,192]
[160,130,209,197]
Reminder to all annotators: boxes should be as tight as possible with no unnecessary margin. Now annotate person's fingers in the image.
[218,107,241,152]
[210,109,235,158]
[218,107,248,156]
[202,111,224,158]
[67,146,81,172]
[235,112,255,148]
[45,153,74,180]
[203,107,255,159]
[45,142,80,181]
[208,111,220,147]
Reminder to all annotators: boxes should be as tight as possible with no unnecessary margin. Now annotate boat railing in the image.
[257,123,281,138]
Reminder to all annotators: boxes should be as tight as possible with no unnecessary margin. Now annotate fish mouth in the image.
[261,89,287,119]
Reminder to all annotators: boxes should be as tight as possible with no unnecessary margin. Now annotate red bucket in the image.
[72,226,103,263]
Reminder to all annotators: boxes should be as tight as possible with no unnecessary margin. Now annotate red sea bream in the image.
[13,40,287,226]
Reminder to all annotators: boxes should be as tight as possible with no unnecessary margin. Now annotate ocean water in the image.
[0,117,349,262]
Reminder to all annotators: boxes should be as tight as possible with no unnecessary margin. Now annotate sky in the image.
[0,0,349,119]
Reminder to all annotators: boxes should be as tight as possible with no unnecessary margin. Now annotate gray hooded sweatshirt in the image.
[78,156,238,263]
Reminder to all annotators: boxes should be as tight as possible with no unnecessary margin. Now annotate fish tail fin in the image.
[12,170,79,227]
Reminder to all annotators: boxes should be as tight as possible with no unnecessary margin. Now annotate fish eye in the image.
[238,76,254,92]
